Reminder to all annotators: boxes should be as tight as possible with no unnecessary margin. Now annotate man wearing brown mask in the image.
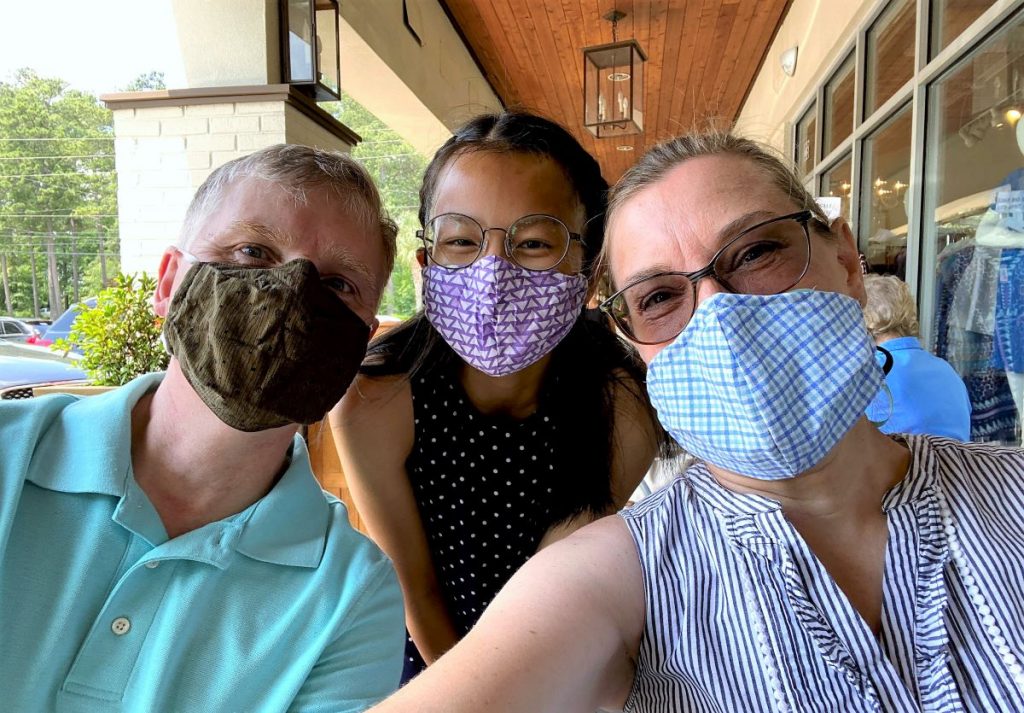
[0,145,404,711]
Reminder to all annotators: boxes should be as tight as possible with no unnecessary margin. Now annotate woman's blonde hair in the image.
[862,274,919,339]
[601,131,832,288]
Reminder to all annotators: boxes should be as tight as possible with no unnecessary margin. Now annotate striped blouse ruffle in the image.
[621,435,1024,712]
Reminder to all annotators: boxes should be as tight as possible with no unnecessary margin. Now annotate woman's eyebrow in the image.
[713,210,780,242]
[618,264,677,289]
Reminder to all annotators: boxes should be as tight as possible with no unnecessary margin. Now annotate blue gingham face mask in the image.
[646,290,884,480]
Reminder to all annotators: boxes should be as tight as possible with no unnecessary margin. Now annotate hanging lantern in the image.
[280,0,341,102]
[583,11,646,138]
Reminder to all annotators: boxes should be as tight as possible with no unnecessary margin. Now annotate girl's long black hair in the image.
[362,110,660,523]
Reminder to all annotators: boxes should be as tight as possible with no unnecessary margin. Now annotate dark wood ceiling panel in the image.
[441,0,790,181]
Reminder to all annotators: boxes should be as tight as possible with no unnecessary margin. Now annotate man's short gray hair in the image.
[178,144,398,276]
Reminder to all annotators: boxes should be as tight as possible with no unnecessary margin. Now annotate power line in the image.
[0,137,114,142]
[0,154,114,161]
[0,171,115,178]
[0,214,118,219]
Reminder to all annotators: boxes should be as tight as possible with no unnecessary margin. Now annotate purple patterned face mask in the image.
[424,255,588,376]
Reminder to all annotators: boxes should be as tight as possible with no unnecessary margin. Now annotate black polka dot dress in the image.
[401,367,568,681]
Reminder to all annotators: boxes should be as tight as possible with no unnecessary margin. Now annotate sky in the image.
[0,0,186,95]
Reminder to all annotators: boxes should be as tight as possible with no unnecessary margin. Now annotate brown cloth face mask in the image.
[164,258,371,432]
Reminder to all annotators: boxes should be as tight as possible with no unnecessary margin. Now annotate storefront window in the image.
[865,0,916,116]
[796,103,817,178]
[861,105,912,276]
[820,154,853,223]
[930,0,996,59]
[823,54,856,155]
[923,14,1024,444]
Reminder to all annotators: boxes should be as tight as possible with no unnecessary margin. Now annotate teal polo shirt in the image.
[0,373,404,712]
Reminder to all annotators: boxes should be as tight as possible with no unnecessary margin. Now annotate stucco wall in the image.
[735,0,878,152]
[339,0,502,156]
[171,0,279,88]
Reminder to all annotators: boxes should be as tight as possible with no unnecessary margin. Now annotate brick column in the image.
[102,86,360,275]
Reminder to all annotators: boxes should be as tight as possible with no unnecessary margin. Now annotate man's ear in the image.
[830,218,867,306]
[415,247,427,268]
[153,247,185,318]
[367,317,380,341]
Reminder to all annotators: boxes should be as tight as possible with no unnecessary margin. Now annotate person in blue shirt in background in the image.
[864,274,972,440]
[0,144,405,712]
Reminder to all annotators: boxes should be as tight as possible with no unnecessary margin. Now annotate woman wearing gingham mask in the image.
[368,132,1024,713]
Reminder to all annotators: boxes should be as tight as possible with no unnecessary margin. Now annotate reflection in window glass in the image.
[287,0,314,83]
[861,105,913,277]
[930,0,996,59]
[823,54,856,155]
[796,103,817,178]
[316,3,340,97]
[866,0,916,116]
[820,155,853,224]
[923,16,1024,445]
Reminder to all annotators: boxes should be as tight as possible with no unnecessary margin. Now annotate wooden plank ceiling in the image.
[440,0,791,181]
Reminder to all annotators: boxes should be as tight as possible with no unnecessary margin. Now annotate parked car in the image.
[43,298,97,352]
[0,317,43,343]
[0,341,88,400]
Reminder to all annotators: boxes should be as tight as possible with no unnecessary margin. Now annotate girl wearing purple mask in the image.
[329,111,664,682]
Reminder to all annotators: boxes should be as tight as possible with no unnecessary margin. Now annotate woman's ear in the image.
[415,247,427,268]
[830,217,867,306]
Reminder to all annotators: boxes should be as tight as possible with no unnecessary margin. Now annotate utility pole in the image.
[70,228,80,303]
[0,253,11,315]
[45,221,62,314]
[30,248,40,318]
[97,219,108,287]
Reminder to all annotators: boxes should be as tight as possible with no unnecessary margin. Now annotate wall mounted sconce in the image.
[280,0,341,102]
[780,46,798,77]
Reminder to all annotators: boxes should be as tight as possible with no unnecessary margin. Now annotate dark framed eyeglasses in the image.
[416,213,584,272]
[600,210,817,345]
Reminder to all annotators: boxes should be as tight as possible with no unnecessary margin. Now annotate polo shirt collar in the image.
[880,336,922,352]
[28,372,330,569]
[234,439,330,569]
[27,372,163,498]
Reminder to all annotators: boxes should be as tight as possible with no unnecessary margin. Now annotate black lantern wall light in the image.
[583,10,647,138]
[280,0,341,101]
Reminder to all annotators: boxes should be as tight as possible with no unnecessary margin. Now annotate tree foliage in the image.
[122,71,166,92]
[53,273,168,386]
[0,68,118,318]
[327,93,428,318]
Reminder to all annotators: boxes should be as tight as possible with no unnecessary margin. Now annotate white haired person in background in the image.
[863,273,972,440]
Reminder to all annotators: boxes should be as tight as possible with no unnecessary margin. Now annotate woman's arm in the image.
[329,374,460,664]
[370,515,646,713]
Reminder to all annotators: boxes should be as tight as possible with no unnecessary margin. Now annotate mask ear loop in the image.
[868,345,895,427]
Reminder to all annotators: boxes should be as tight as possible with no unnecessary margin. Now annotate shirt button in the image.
[144,561,160,569]
[111,617,131,636]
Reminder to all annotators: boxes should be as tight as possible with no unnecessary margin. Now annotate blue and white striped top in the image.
[621,435,1024,712]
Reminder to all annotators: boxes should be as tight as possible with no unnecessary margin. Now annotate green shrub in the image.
[53,273,169,386]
